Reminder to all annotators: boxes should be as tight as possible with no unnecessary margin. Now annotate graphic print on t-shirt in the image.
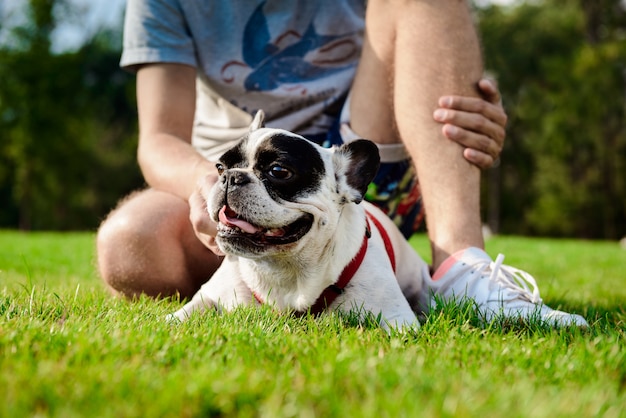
[220,1,359,94]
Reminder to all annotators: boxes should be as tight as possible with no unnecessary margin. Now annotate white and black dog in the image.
[168,111,430,330]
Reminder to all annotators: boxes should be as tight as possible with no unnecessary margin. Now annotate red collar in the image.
[253,210,396,315]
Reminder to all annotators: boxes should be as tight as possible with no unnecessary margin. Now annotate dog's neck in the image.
[238,203,367,311]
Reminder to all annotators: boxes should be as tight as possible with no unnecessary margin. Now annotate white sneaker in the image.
[427,247,588,327]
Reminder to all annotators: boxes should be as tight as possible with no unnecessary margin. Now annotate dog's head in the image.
[208,110,380,257]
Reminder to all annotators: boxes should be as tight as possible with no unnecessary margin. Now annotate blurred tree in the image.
[0,0,141,230]
[477,0,626,239]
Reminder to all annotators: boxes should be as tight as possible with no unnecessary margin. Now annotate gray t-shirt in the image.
[121,0,366,160]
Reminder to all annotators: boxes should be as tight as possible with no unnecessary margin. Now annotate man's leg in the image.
[97,189,222,298]
[351,0,484,270]
[350,0,587,326]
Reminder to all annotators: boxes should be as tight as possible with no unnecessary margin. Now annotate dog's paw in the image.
[381,315,420,334]
[164,312,185,324]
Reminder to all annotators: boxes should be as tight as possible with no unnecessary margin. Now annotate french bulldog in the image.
[167,110,430,331]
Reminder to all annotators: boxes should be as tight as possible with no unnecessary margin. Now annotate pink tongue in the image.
[218,206,261,234]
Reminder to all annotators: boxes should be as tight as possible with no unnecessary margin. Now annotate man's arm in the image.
[136,63,216,200]
[135,63,221,253]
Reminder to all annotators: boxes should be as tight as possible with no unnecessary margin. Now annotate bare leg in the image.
[351,0,484,270]
[96,189,222,298]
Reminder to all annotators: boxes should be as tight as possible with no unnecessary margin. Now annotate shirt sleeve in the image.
[120,0,197,71]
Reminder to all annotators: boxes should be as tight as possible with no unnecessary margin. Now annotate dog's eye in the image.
[216,163,225,175]
[268,165,292,180]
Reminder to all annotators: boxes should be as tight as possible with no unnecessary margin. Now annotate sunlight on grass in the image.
[1,231,625,417]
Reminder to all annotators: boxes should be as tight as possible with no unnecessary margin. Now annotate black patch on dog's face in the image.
[219,138,248,169]
[254,134,325,202]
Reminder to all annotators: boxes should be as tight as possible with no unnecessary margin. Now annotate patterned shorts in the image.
[305,123,424,239]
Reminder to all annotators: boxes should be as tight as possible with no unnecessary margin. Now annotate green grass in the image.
[1,230,625,417]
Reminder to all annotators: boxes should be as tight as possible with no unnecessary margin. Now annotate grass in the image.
[1,230,624,417]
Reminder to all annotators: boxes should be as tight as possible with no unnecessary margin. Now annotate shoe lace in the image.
[488,254,542,303]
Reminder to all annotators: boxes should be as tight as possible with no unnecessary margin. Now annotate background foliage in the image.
[1,0,625,238]
[0,0,141,231]
[478,0,626,239]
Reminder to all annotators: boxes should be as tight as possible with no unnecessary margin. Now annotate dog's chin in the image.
[216,206,314,255]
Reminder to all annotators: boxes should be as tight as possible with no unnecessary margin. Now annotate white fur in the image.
[167,123,430,332]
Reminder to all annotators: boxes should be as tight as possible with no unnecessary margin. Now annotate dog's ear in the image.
[334,139,380,204]
[250,110,266,131]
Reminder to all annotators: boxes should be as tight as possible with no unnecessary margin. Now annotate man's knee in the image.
[96,203,146,296]
[95,189,213,298]
[96,190,173,294]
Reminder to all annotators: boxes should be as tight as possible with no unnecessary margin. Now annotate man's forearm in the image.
[138,132,216,201]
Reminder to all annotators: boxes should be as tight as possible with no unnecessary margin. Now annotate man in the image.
[97,0,587,326]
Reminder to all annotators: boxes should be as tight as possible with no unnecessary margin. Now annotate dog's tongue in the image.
[218,206,262,234]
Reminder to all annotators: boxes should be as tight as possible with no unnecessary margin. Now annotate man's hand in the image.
[188,174,224,256]
[434,78,507,169]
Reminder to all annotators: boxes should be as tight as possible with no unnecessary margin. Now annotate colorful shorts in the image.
[305,121,424,239]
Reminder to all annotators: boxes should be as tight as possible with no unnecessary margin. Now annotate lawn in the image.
[1,230,624,417]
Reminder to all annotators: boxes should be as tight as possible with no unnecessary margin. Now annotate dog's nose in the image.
[225,170,251,187]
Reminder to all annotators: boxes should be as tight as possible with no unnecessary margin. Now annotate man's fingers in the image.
[463,148,497,170]
[196,173,218,200]
[437,96,507,128]
[437,110,505,151]
[477,78,501,104]
[442,123,502,161]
